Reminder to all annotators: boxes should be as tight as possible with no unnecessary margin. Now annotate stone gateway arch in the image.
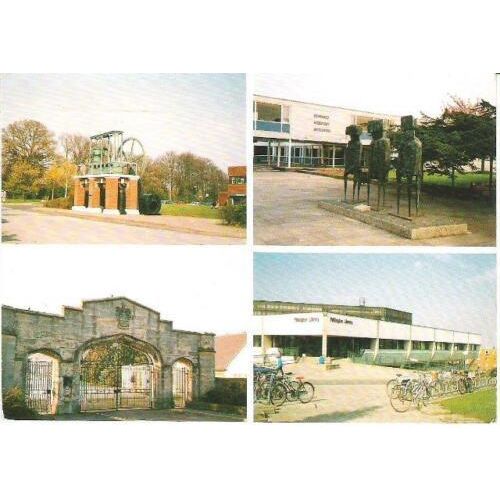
[2,297,216,415]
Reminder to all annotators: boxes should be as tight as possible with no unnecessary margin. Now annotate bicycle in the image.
[280,371,315,405]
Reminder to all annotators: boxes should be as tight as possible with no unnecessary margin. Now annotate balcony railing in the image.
[254,154,344,168]
[254,120,290,133]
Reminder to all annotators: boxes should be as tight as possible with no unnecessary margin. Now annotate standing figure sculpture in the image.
[396,115,422,217]
[344,125,363,202]
[368,119,391,210]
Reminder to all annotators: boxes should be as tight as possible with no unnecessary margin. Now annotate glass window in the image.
[256,102,282,122]
[253,336,262,347]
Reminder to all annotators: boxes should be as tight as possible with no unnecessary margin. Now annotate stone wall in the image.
[1,297,215,414]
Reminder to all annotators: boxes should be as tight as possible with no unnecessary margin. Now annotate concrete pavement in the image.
[254,171,495,246]
[254,359,483,423]
[2,205,244,244]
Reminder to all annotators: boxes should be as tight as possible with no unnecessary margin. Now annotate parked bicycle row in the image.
[253,365,315,406]
[387,369,497,413]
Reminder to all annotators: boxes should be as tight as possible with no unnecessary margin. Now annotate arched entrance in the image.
[25,351,60,415]
[79,337,160,412]
[172,358,193,408]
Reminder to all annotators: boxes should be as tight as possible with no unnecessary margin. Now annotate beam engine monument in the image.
[72,130,161,215]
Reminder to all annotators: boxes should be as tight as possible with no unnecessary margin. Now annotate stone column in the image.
[72,179,86,211]
[321,312,328,358]
[160,365,173,408]
[104,177,120,215]
[126,178,140,215]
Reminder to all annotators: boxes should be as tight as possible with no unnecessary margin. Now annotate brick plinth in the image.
[126,179,139,211]
[89,179,101,209]
[73,179,85,206]
[105,178,119,210]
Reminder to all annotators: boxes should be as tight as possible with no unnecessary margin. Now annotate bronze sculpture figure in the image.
[344,124,363,202]
[367,119,391,210]
[396,115,422,217]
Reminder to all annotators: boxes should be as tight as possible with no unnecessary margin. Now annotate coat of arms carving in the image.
[115,304,134,328]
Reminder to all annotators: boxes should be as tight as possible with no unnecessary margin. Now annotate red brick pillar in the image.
[88,178,101,211]
[126,178,139,213]
[105,177,119,213]
[73,179,85,207]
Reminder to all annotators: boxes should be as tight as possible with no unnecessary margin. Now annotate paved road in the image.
[2,205,243,244]
[254,171,495,246]
[255,360,482,423]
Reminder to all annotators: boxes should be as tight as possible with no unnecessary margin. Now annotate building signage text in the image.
[330,316,353,325]
[294,317,320,323]
[313,113,331,133]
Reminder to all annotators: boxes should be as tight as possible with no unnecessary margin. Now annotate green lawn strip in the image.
[388,171,494,188]
[437,389,496,423]
[4,198,43,204]
[160,203,221,219]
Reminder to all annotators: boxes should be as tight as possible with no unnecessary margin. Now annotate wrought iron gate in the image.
[173,364,192,408]
[80,362,153,412]
[26,360,53,414]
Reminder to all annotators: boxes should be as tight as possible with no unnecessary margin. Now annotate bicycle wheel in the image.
[458,378,467,395]
[256,381,271,402]
[298,382,315,404]
[286,380,300,402]
[390,385,412,413]
[270,382,287,406]
[429,381,443,398]
[386,378,398,397]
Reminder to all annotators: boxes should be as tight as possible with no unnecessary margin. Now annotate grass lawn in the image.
[160,203,221,219]
[437,389,496,423]
[4,198,43,204]
[388,171,494,188]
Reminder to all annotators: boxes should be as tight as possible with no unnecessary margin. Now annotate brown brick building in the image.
[218,166,246,206]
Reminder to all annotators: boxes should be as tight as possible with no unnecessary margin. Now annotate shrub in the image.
[202,379,247,406]
[44,197,72,209]
[2,387,38,420]
[220,204,246,227]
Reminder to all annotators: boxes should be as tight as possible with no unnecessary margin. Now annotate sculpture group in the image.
[343,115,423,217]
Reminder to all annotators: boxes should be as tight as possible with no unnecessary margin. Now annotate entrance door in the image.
[26,359,53,414]
[172,359,193,408]
[80,342,154,412]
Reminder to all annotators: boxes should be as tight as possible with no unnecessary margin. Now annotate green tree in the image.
[2,120,56,183]
[4,161,46,199]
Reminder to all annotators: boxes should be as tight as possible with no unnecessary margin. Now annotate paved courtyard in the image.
[41,408,244,422]
[254,171,495,246]
[254,359,483,423]
[2,205,245,244]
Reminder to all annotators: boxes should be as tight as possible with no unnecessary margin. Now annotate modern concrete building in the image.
[2,297,216,416]
[253,300,481,367]
[253,95,400,169]
[218,166,247,206]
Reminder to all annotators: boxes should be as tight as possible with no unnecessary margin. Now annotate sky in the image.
[254,253,497,347]
[1,246,250,336]
[0,73,246,172]
[254,73,496,117]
